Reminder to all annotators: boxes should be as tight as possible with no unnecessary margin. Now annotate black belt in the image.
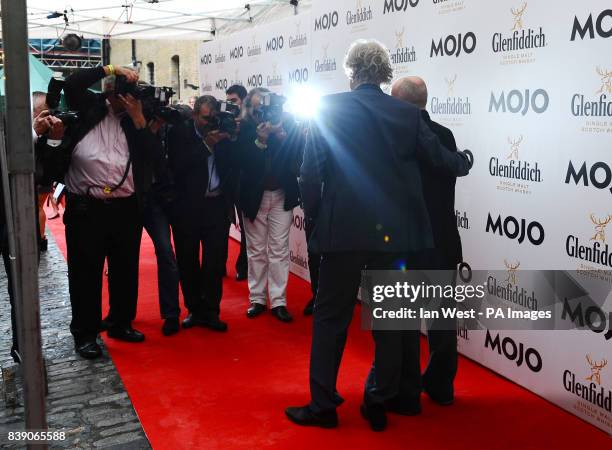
[66,191,137,206]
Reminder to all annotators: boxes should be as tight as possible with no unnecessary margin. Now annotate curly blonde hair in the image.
[343,39,393,86]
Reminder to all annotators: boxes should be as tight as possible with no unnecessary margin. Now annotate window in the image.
[171,55,180,98]
[147,62,154,85]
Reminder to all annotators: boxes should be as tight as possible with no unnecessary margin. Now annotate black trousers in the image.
[1,221,17,353]
[64,194,142,344]
[304,216,320,299]
[309,251,420,413]
[173,196,229,319]
[235,206,248,275]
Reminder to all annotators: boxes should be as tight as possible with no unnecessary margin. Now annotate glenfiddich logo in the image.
[486,260,538,311]
[505,259,520,284]
[492,3,546,65]
[430,75,472,115]
[201,76,212,92]
[591,214,611,243]
[586,354,608,385]
[456,210,469,229]
[566,214,612,268]
[346,0,373,27]
[489,135,542,195]
[563,355,611,414]
[289,21,308,49]
[390,27,417,67]
[315,44,337,73]
[230,69,243,87]
[571,67,612,118]
[266,63,283,87]
[290,241,309,270]
[214,45,226,64]
[248,35,262,57]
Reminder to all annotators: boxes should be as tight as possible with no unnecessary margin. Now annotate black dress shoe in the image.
[99,316,114,332]
[360,403,387,432]
[235,271,247,281]
[303,298,314,316]
[246,303,266,318]
[162,317,180,336]
[39,238,48,252]
[424,387,454,406]
[386,396,422,416]
[285,405,338,428]
[200,317,228,332]
[107,326,145,343]
[75,341,102,359]
[182,313,199,329]
[271,305,293,323]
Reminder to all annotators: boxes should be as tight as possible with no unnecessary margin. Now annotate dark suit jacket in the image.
[235,116,303,221]
[167,119,236,225]
[420,110,463,267]
[59,67,163,209]
[300,84,471,254]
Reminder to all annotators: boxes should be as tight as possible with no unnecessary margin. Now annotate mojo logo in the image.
[562,299,612,341]
[292,214,305,231]
[314,11,339,31]
[492,3,546,54]
[247,74,263,88]
[266,36,284,52]
[200,53,212,65]
[229,46,244,60]
[383,0,419,14]
[485,331,543,372]
[489,89,549,115]
[571,67,612,117]
[288,68,309,85]
[215,79,228,91]
[486,213,545,245]
[565,161,612,195]
[571,9,612,41]
[430,32,477,58]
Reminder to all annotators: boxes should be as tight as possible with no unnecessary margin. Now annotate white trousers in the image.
[243,189,293,308]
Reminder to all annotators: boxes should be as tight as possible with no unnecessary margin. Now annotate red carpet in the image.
[46,216,610,449]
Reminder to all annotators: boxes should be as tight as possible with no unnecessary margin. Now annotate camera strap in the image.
[85,157,132,197]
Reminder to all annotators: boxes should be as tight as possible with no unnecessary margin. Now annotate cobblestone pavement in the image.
[0,231,151,449]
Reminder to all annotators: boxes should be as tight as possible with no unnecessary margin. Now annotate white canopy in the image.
[1,0,308,40]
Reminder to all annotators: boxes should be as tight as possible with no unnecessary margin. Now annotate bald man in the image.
[391,76,462,406]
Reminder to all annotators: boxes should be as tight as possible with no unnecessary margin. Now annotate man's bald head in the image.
[391,76,428,110]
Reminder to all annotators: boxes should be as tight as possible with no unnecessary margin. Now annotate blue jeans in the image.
[143,197,180,319]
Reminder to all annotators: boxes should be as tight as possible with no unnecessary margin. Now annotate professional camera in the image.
[258,93,286,125]
[209,100,241,134]
[46,77,80,125]
[114,75,181,124]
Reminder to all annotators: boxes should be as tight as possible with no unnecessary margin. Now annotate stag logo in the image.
[585,354,607,385]
[590,214,612,243]
[511,3,527,31]
[504,260,520,284]
[445,75,457,96]
[395,27,405,47]
[507,136,523,160]
[596,67,612,95]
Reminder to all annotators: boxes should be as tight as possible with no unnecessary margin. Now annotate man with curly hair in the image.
[286,39,472,431]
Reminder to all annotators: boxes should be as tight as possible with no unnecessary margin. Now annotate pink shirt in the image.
[65,103,135,199]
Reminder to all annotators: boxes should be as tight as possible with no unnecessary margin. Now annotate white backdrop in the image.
[199,0,612,434]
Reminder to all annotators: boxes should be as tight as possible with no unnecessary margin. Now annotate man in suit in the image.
[168,95,236,333]
[285,39,472,431]
[391,76,462,406]
[60,65,163,358]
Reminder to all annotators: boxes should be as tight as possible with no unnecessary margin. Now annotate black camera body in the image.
[210,100,241,135]
[260,93,286,125]
[114,75,179,124]
[46,77,80,125]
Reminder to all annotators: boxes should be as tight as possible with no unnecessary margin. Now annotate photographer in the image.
[167,95,237,333]
[236,88,304,323]
[60,65,163,359]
